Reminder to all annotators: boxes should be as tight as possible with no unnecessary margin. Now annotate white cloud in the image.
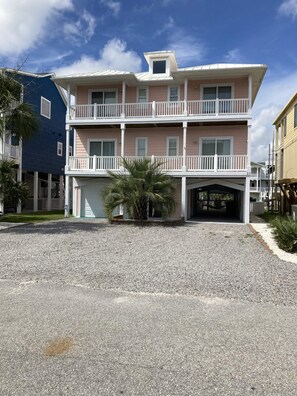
[154,16,174,37]
[167,30,206,66]
[278,0,297,18]
[0,0,73,56]
[63,10,96,45]
[251,71,297,161]
[101,0,121,16]
[224,48,244,63]
[54,38,142,75]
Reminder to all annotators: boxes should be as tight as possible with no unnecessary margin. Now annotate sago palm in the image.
[102,158,176,221]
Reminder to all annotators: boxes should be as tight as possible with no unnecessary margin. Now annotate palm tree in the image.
[0,70,38,140]
[0,159,29,213]
[102,158,176,221]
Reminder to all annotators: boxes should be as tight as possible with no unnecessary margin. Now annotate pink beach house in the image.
[53,51,267,223]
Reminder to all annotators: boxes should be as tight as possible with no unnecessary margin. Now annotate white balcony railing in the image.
[69,98,250,121]
[68,155,248,173]
[0,144,20,161]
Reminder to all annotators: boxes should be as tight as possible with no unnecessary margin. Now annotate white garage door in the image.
[81,180,109,218]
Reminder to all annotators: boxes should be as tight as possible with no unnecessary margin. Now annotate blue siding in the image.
[16,74,68,175]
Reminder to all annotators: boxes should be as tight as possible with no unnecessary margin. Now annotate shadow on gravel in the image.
[1,221,109,235]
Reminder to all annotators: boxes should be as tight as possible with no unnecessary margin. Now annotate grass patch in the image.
[0,210,65,223]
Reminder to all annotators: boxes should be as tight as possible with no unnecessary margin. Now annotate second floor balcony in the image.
[69,98,250,124]
[67,154,248,177]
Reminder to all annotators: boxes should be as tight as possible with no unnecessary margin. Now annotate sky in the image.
[1,0,297,161]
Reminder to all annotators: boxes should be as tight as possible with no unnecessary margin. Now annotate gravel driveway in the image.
[1,220,297,306]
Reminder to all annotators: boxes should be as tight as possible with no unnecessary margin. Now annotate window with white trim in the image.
[202,85,232,113]
[153,60,166,74]
[136,138,147,156]
[57,141,63,156]
[41,96,51,119]
[69,145,73,156]
[138,88,148,103]
[200,138,231,155]
[167,137,178,156]
[169,86,179,102]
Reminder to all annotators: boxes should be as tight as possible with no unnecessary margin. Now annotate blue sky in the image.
[1,0,297,160]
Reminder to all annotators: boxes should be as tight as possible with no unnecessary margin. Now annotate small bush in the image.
[272,216,297,253]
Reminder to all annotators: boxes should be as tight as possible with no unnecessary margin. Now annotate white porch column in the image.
[248,74,252,114]
[182,121,187,171]
[16,138,23,213]
[47,173,52,211]
[66,84,71,121]
[244,177,250,224]
[33,171,38,212]
[121,81,126,117]
[247,122,252,173]
[64,175,70,218]
[184,78,188,115]
[64,124,70,218]
[59,175,64,210]
[181,177,187,219]
[120,123,125,158]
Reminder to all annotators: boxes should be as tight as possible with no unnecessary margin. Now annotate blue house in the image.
[1,69,70,212]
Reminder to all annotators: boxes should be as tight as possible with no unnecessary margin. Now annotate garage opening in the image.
[190,184,241,221]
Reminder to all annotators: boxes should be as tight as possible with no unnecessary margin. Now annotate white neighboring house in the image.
[250,161,269,202]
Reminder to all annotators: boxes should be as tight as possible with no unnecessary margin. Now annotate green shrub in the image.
[272,216,297,253]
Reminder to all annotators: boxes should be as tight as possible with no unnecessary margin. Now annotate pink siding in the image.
[75,77,248,105]
[75,125,247,156]
[188,78,248,101]
[75,129,121,156]
[76,84,122,105]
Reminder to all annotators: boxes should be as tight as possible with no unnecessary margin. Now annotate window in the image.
[91,91,117,117]
[57,142,63,156]
[69,145,73,156]
[294,104,297,128]
[153,60,166,74]
[283,116,287,137]
[41,96,51,119]
[167,137,178,156]
[201,138,231,155]
[138,88,148,103]
[202,85,232,113]
[89,141,115,156]
[136,138,147,156]
[169,86,179,102]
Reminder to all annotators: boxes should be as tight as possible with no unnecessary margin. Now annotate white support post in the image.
[47,173,52,211]
[121,81,126,118]
[33,171,38,212]
[248,74,252,114]
[244,176,250,224]
[120,123,125,158]
[66,84,71,121]
[64,175,70,218]
[181,177,187,219]
[182,121,187,171]
[16,137,23,213]
[184,78,188,115]
[247,123,252,173]
[215,98,219,116]
[152,101,156,118]
[65,126,70,169]
[59,175,64,210]
[214,154,218,172]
